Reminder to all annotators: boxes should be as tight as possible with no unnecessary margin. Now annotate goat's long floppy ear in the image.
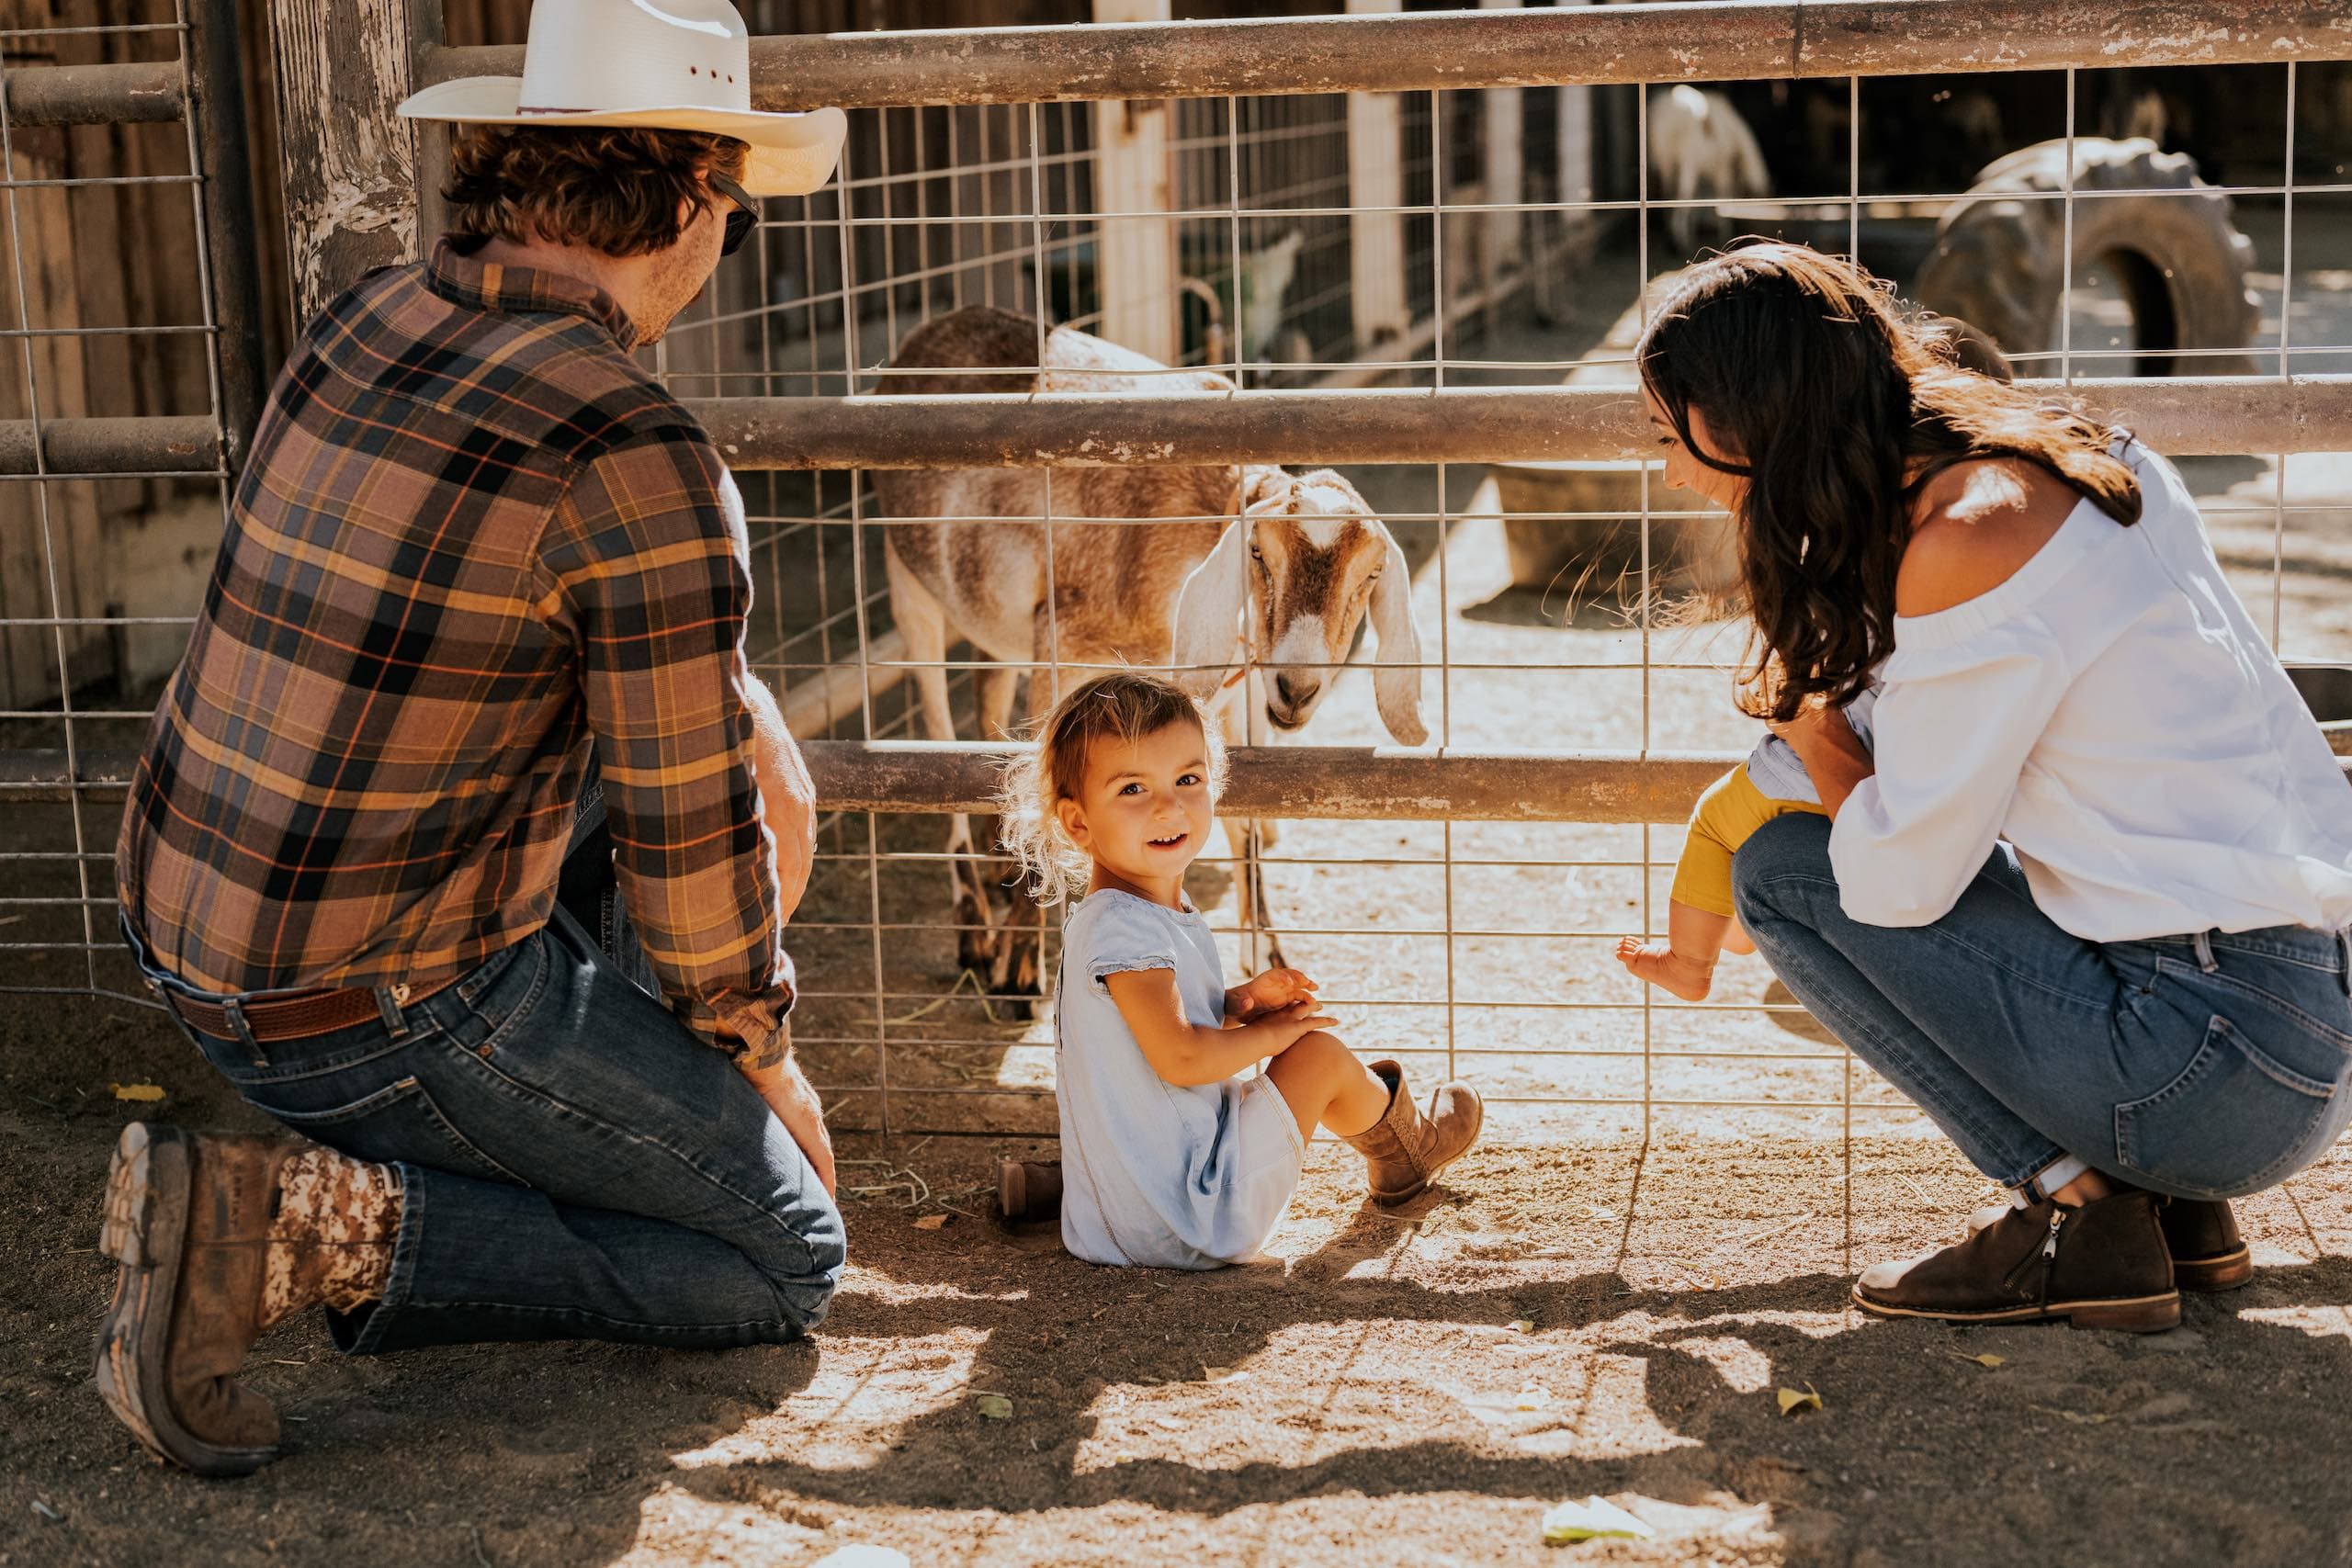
[1369,527,1428,746]
[1169,517,1250,698]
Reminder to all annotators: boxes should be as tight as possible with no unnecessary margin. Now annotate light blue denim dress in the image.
[1055,888,1306,1269]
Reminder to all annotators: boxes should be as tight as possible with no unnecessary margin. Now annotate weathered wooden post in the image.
[1091,0,1178,364]
[1345,0,1409,355]
[266,0,442,331]
[1479,0,1523,291]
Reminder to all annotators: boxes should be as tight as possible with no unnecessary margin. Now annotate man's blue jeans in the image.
[129,787,844,1355]
[1734,813,2352,1201]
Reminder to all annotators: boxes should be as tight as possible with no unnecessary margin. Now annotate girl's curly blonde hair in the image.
[997,671,1227,905]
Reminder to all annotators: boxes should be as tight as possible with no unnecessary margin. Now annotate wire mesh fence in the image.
[0,0,253,1009]
[6,6,2351,1234]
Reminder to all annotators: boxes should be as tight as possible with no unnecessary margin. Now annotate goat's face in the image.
[1170,468,1429,747]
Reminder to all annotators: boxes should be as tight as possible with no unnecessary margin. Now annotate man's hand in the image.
[736,1047,836,1195]
[1226,965,1317,1024]
[743,672,818,921]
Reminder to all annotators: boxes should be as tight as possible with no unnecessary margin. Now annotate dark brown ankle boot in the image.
[2160,1197,2251,1292]
[1853,1190,2179,1332]
[998,1159,1062,1222]
[1340,1061,1483,1207]
[1969,1191,2253,1292]
[93,1124,397,1476]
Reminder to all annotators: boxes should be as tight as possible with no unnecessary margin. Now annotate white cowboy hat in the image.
[396,0,846,197]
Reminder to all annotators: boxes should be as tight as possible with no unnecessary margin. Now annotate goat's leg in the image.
[887,546,1003,978]
[966,661,1040,1012]
[1225,814,1289,976]
[1670,158,1700,255]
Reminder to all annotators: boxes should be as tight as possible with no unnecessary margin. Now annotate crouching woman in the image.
[1637,243,2352,1330]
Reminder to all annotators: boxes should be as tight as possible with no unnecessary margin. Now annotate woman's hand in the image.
[1226,966,1317,1023]
[1770,702,1875,819]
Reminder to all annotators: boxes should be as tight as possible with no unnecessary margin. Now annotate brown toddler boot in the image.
[2160,1197,2251,1292]
[1853,1189,2179,1332]
[998,1159,1063,1222]
[1341,1060,1484,1207]
[93,1123,401,1475]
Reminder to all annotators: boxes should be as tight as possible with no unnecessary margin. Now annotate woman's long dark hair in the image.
[1637,243,2141,721]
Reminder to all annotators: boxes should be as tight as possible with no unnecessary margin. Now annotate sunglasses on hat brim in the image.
[707,170,757,256]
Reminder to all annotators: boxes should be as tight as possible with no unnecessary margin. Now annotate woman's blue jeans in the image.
[1733,813,2352,1200]
[127,783,844,1355]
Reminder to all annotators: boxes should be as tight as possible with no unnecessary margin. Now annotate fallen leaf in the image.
[1953,1352,2005,1369]
[1510,1319,1535,1334]
[110,1083,165,1102]
[1542,1495,1657,1544]
[912,1213,946,1231]
[1776,1383,1823,1417]
[974,1393,1013,1420]
[1201,1365,1250,1385]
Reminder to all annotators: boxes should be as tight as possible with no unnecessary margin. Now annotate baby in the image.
[998,671,1483,1267]
[1617,683,1879,1000]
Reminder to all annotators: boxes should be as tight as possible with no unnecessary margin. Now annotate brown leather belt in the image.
[167,974,458,1043]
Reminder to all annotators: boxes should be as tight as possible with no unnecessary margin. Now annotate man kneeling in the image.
[96,0,847,1475]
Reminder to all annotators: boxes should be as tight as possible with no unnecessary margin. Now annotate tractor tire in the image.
[1914,136,2259,378]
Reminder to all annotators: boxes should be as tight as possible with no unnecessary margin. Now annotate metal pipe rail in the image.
[693,376,2352,471]
[422,0,2352,107]
[14,742,2351,818]
[3,61,184,127]
[0,415,221,476]
[37,378,2346,479]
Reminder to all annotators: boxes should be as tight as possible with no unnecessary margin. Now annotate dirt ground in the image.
[7,1017,2352,1568]
[8,219,2352,1566]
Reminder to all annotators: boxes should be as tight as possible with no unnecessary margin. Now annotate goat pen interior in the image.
[8,6,2352,1194]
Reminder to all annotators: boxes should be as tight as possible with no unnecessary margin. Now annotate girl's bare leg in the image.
[1265,1031,1390,1142]
[1616,899,1730,1001]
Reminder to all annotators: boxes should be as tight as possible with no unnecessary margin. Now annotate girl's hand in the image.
[1255,998,1338,1055]
[1227,966,1317,1022]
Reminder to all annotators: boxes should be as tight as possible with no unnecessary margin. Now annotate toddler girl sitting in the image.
[1000,671,1482,1268]
[1618,682,1879,1000]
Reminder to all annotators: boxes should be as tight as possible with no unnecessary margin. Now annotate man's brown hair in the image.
[445,126,750,257]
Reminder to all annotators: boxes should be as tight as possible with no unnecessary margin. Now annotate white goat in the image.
[1646,85,1771,254]
[874,305,1428,1002]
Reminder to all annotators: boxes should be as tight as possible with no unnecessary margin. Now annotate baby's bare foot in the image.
[1614,936,1715,1001]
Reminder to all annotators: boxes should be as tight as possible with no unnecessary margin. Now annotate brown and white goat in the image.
[873,305,1427,1002]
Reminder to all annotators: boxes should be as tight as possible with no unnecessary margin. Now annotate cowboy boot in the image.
[1855,1189,2178,1332]
[998,1159,1063,1222]
[1963,1191,2250,1292]
[93,1123,401,1476]
[1341,1060,1484,1207]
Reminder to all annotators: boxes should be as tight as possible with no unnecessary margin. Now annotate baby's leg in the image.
[1721,911,1757,956]
[1617,899,1729,1000]
[1264,1031,1390,1143]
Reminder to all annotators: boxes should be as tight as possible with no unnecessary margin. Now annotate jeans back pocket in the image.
[254,1074,526,1188]
[2114,1013,2339,1198]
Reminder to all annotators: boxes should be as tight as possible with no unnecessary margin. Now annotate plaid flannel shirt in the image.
[117,238,792,1055]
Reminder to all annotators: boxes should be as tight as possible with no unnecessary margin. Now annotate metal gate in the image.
[8,4,2350,1180]
[0,0,261,1005]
